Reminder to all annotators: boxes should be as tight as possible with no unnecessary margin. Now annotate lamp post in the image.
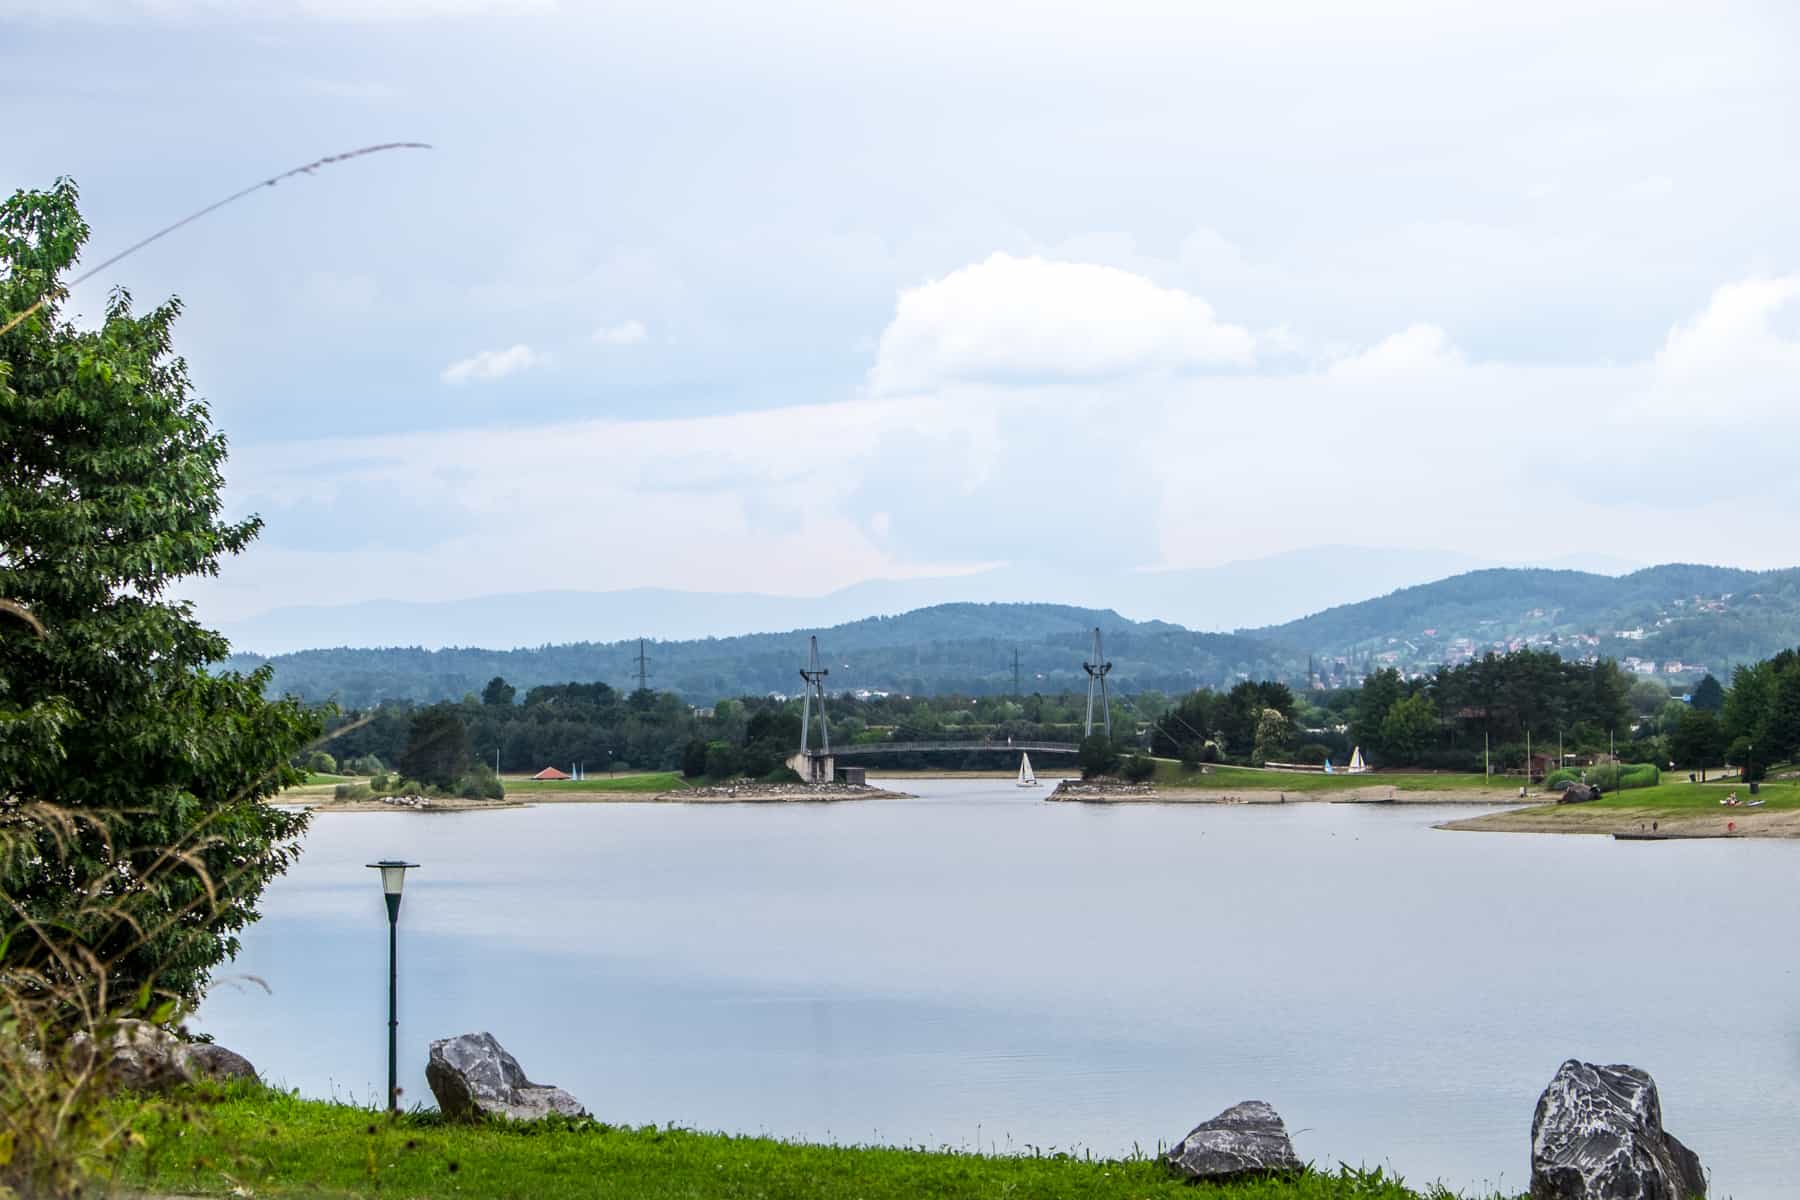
[366,859,420,1114]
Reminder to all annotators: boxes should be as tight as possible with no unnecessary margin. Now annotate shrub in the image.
[1078,734,1119,779]
[332,782,372,802]
[304,750,337,774]
[370,772,391,792]
[456,765,506,800]
[345,753,385,775]
[680,737,708,778]
[704,741,740,779]
[1545,768,1580,790]
[762,765,805,784]
[1119,754,1155,781]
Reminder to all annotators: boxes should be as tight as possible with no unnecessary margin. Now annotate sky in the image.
[6,0,1800,628]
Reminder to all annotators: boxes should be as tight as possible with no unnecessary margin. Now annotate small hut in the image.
[531,766,572,781]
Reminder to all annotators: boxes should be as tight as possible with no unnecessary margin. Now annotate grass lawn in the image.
[501,771,688,794]
[1573,777,1800,813]
[1148,760,1500,794]
[116,1087,1482,1200]
[301,772,354,786]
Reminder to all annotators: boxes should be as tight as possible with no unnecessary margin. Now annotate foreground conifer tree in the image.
[0,178,320,1014]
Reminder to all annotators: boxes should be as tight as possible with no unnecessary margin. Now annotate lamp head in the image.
[367,860,420,899]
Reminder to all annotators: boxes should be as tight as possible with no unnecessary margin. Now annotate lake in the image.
[197,778,1800,1199]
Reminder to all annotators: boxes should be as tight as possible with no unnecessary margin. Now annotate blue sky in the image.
[7,0,1799,625]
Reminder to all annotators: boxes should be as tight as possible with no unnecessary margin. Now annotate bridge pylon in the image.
[1082,627,1113,738]
[796,635,832,782]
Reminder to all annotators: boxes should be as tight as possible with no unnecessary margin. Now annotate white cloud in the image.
[440,344,543,385]
[869,253,1255,395]
[187,269,1800,627]
[590,319,648,346]
[1329,324,1465,378]
[1652,276,1800,380]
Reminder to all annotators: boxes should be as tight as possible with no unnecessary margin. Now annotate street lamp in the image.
[366,859,420,1113]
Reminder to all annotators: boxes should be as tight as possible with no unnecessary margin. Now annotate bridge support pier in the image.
[788,751,834,783]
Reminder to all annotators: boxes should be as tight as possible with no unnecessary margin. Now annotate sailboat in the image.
[1016,753,1039,788]
[1347,746,1369,774]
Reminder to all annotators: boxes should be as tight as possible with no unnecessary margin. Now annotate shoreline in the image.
[286,781,913,813]
[1440,804,1800,839]
[1051,782,1528,806]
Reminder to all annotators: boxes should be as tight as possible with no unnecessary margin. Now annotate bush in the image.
[332,782,372,802]
[1079,734,1120,779]
[762,765,805,784]
[704,741,740,779]
[1544,768,1580,790]
[456,765,506,800]
[345,753,385,775]
[370,772,391,792]
[1578,763,1660,792]
[1119,754,1155,781]
[680,737,709,778]
[304,750,337,774]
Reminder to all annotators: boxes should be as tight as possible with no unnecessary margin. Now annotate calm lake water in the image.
[197,779,1800,1199]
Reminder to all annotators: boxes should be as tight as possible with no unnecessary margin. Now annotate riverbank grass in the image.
[118,1086,1485,1200]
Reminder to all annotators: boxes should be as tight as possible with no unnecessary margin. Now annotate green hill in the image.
[226,603,1303,706]
[1252,563,1800,681]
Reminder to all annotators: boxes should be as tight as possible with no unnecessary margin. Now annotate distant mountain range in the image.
[214,544,1640,655]
[220,556,1800,707]
[224,603,1299,709]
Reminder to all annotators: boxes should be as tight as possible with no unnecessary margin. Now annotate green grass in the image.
[1148,760,1500,793]
[501,771,688,794]
[302,772,353,786]
[1579,777,1800,812]
[115,1086,1491,1200]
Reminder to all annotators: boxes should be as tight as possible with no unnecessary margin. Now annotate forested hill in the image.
[225,602,1304,707]
[1252,563,1800,679]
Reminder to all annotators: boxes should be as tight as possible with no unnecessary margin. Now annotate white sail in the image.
[1017,753,1038,787]
[1348,746,1368,774]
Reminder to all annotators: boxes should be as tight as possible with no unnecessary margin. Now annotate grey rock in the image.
[1559,783,1598,804]
[187,1042,259,1082]
[1530,1059,1706,1200]
[426,1031,587,1122]
[1165,1100,1301,1182]
[72,1019,195,1092]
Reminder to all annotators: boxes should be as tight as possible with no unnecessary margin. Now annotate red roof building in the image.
[531,767,572,781]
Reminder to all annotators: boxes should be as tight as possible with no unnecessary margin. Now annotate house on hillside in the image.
[531,767,572,781]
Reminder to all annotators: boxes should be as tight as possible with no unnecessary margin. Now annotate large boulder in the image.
[187,1041,259,1083]
[67,1019,194,1092]
[1165,1100,1302,1182]
[1530,1060,1705,1200]
[426,1032,587,1122]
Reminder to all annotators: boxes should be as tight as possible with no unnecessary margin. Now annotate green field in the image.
[501,771,688,794]
[116,1086,1483,1200]
[301,772,354,786]
[1568,777,1800,813]
[1148,760,1502,794]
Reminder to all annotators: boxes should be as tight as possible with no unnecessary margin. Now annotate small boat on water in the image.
[1016,753,1039,788]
